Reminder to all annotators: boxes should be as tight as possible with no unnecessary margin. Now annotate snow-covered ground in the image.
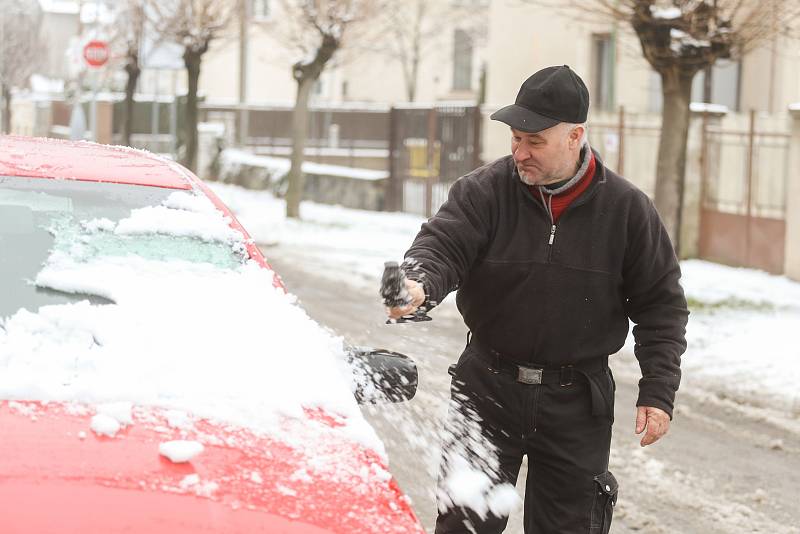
[208,182,800,417]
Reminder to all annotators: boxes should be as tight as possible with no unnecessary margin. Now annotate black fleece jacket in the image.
[403,151,689,417]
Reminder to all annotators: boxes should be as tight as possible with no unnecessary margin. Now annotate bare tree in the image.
[274,0,380,218]
[105,0,148,147]
[0,0,42,134]
[371,0,487,102]
[147,0,236,172]
[523,0,800,251]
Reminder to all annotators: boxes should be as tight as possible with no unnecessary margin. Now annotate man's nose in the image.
[513,145,530,163]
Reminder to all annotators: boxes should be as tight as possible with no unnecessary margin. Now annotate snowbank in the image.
[676,261,800,411]
[220,148,388,182]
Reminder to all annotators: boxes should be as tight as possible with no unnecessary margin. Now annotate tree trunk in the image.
[122,57,141,147]
[2,84,11,135]
[285,77,314,219]
[183,50,202,172]
[654,67,694,253]
[406,53,419,102]
[284,32,340,219]
[406,0,424,103]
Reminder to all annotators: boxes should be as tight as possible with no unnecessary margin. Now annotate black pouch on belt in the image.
[582,367,615,422]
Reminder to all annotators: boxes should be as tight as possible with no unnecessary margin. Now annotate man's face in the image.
[511,124,577,186]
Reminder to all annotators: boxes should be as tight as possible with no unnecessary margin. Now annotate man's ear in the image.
[570,125,585,149]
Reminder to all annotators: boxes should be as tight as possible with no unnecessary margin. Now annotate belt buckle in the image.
[517,366,542,385]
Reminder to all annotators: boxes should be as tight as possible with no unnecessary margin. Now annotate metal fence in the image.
[700,110,789,274]
[387,104,482,216]
[202,102,483,217]
[587,107,661,196]
[200,103,391,170]
[49,97,182,156]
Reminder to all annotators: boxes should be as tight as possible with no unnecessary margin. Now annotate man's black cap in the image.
[490,65,590,133]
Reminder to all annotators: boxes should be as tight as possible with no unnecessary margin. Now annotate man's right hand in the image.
[386,279,426,320]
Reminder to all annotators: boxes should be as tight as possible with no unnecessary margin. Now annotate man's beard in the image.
[517,166,557,186]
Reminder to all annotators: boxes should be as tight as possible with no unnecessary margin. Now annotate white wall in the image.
[483,0,657,162]
[197,0,487,106]
[482,0,800,163]
[38,12,80,81]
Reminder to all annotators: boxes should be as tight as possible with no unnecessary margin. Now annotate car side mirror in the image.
[347,347,418,405]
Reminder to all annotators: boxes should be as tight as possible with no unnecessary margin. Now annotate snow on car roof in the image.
[0,136,193,190]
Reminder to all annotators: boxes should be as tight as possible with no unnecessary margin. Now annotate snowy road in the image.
[266,246,800,534]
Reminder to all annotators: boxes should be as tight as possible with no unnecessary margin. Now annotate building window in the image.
[252,0,269,20]
[453,29,473,91]
[649,58,741,113]
[691,59,741,111]
[591,34,615,111]
[648,70,663,113]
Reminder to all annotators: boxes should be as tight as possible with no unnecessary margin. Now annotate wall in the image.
[784,108,800,281]
[197,0,487,108]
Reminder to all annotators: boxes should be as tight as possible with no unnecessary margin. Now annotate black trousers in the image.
[435,342,618,534]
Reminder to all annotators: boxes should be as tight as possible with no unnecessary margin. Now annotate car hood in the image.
[0,401,423,534]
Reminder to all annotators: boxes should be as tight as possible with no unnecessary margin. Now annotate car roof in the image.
[0,135,193,190]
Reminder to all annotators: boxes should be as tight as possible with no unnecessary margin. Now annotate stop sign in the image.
[83,40,110,68]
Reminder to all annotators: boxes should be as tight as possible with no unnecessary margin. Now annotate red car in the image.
[0,136,423,533]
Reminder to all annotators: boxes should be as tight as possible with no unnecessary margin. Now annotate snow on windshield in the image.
[0,189,382,456]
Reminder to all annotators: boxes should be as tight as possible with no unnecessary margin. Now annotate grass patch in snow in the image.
[686,296,778,314]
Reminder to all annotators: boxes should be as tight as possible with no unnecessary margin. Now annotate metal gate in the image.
[387,104,482,217]
[699,110,788,274]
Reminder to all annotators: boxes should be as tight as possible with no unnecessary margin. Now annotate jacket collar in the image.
[512,148,607,209]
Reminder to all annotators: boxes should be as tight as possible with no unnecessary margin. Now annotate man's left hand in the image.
[635,406,670,447]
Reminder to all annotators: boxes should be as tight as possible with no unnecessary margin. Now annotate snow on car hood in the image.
[0,191,383,456]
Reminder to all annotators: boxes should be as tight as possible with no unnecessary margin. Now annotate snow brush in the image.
[381,261,432,324]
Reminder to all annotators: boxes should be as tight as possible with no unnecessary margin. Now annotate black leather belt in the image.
[468,336,608,386]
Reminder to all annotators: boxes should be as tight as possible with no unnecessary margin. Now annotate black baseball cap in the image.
[490,65,590,133]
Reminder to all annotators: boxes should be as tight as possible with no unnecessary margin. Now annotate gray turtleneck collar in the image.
[540,141,592,195]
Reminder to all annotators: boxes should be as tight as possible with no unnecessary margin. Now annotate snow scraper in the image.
[381,261,432,324]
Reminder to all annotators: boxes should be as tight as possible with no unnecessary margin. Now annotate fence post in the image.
[426,107,438,218]
[784,106,800,280]
[386,106,400,212]
[472,105,483,170]
[617,105,625,176]
[745,109,756,267]
[94,100,114,145]
[688,106,726,260]
[238,105,250,147]
[699,112,708,208]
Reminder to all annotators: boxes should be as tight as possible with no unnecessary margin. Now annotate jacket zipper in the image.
[525,154,604,262]
[539,189,557,261]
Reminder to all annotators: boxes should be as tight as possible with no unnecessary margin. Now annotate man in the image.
[386,65,689,533]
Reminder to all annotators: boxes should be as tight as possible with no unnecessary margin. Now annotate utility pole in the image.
[238,0,249,147]
[89,0,102,142]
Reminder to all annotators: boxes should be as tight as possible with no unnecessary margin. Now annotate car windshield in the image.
[0,176,247,318]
